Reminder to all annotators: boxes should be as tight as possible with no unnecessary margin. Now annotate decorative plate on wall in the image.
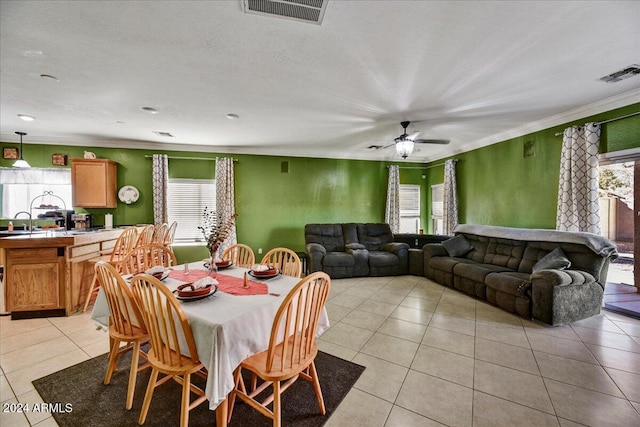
[118,185,139,204]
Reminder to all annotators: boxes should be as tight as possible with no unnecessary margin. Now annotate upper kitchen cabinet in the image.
[71,158,117,208]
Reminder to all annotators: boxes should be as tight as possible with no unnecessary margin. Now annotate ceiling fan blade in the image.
[414,139,450,145]
[407,131,421,140]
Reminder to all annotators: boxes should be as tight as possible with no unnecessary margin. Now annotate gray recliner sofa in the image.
[423,224,618,325]
[305,223,409,278]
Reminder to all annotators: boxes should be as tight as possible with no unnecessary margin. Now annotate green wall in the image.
[423,103,640,231]
[2,103,637,262]
[0,144,428,262]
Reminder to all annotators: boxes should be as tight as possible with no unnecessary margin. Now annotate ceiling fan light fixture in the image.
[396,138,414,159]
[13,131,31,168]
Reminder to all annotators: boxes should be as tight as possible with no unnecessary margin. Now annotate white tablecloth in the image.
[91,262,330,409]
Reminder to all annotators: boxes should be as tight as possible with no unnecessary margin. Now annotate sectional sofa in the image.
[423,224,618,325]
[305,223,409,278]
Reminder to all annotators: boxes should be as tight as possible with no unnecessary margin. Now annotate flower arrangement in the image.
[197,207,237,257]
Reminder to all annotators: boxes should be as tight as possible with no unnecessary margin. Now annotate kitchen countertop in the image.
[0,228,126,248]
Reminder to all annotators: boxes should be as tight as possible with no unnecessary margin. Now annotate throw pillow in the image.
[442,235,473,257]
[532,247,571,272]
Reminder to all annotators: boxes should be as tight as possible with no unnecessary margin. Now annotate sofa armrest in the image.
[306,243,327,273]
[381,242,409,274]
[530,269,601,325]
[423,243,449,278]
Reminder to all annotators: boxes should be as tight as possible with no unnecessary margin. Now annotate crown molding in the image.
[425,88,640,163]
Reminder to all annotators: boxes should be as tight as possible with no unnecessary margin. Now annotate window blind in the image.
[167,178,215,243]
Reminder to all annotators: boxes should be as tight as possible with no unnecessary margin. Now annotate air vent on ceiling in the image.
[598,64,640,83]
[243,0,328,25]
[153,131,174,138]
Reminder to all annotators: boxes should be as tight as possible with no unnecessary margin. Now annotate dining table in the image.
[91,260,330,427]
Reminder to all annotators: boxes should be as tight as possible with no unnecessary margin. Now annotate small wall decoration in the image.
[52,154,68,166]
[3,147,18,159]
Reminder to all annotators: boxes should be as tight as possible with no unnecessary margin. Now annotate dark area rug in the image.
[33,350,364,427]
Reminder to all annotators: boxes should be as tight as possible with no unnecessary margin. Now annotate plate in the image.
[174,285,218,301]
[151,270,170,281]
[248,269,280,279]
[118,185,140,204]
[203,260,233,270]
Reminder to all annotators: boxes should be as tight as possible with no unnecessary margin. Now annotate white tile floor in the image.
[1,275,640,426]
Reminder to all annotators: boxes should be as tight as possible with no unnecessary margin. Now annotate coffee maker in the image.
[71,213,92,230]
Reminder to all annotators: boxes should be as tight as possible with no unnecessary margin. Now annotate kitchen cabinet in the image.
[71,158,117,208]
[4,247,64,313]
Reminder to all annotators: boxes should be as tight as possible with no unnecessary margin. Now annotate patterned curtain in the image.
[152,154,169,225]
[385,165,400,233]
[443,159,459,235]
[215,157,237,257]
[556,123,601,234]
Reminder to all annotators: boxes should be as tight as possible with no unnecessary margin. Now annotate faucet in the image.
[14,211,31,220]
[14,211,33,232]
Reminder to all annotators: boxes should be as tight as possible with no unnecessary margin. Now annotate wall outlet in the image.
[258,248,262,254]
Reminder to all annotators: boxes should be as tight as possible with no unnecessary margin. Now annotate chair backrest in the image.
[222,243,255,268]
[135,225,155,248]
[110,227,139,268]
[265,272,330,373]
[261,247,302,278]
[164,221,178,246]
[131,274,200,366]
[121,243,177,275]
[95,260,146,337]
[153,223,169,245]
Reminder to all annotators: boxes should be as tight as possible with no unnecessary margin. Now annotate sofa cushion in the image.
[442,235,473,257]
[483,238,526,270]
[532,247,571,272]
[369,251,398,267]
[323,251,355,267]
[305,224,345,252]
[485,271,532,297]
[430,257,475,273]
[356,223,394,250]
[453,262,513,283]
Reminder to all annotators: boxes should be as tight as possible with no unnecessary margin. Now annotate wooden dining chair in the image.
[135,224,155,248]
[164,221,178,248]
[227,272,331,427]
[152,223,169,245]
[95,261,150,410]
[130,274,208,427]
[222,243,255,268]
[82,227,139,312]
[121,243,177,275]
[261,247,302,278]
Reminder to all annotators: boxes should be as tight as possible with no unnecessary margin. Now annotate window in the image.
[431,183,444,235]
[167,178,215,244]
[399,184,421,233]
[0,168,72,219]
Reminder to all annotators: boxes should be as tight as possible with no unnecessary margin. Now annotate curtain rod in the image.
[144,155,237,161]
[388,159,457,170]
[554,111,640,136]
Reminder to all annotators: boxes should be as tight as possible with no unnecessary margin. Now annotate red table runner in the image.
[168,269,268,296]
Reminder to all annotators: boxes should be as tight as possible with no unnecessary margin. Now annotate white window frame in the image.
[167,178,215,244]
[431,183,444,235]
[399,184,421,234]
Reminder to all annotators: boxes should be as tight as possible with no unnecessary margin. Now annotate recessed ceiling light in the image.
[40,74,60,82]
[115,121,125,125]
[142,107,159,114]
[24,50,43,57]
[17,114,35,122]
[226,113,240,119]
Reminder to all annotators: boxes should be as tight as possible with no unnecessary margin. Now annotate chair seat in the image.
[109,323,147,342]
[147,347,205,376]
[241,336,318,381]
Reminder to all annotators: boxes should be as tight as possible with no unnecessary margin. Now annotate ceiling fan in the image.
[386,121,450,159]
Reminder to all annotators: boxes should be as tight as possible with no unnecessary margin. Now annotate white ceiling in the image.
[1,1,639,163]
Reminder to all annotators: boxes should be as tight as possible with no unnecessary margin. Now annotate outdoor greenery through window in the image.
[167,178,215,244]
